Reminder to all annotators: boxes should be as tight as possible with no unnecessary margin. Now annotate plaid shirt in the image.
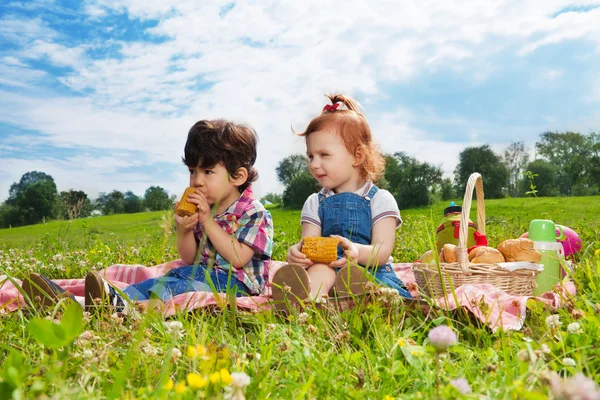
[193,186,273,295]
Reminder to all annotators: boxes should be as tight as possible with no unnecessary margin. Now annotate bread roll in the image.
[497,238,542,263]
[468,246,505,264]
[419,250,435,263]
[442,244,458,263]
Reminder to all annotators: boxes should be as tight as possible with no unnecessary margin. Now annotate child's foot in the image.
[21,272,78,307]
[332,265,370,296]
[271,264,310,313]
[85,271,127,312]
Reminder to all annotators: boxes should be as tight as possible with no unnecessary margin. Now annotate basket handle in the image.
[456,173,486,271]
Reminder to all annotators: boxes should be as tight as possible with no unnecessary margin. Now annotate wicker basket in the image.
[413,173,539,297]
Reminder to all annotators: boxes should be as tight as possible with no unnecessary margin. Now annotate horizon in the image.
[1,1,600,201]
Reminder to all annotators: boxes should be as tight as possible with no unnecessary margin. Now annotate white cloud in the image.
[2,0,600,202]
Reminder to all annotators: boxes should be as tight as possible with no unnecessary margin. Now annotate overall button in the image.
[385,266,391,272]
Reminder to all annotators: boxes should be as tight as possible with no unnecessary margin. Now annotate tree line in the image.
[268,131,600,209]
[0,171,175,228]
[1,131,598,228]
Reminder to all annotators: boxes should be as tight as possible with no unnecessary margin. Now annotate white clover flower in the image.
[567,322,583,334]
[450,378,472,394]
[546,314,562,330]
[171,347,182,361]
[550,372,600,400]
[541,344,551,355]
[231,372,251,388]
[428,325,458,352]
[141,341,159,356]
[164,321,184,339]
[297,312,309,324]
[562,357,576,367]
[82,349,94,358]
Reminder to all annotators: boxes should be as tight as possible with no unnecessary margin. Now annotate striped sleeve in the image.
[300,193,321,228]
[371,189,402,228]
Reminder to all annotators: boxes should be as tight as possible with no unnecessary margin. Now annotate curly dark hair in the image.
[182,119,258,193]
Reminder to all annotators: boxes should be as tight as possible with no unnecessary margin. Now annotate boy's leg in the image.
[204,268,251,297]
[306,263,336,299]
[21,273,80,307]
[271,264,311,312]
[85,271,129,312]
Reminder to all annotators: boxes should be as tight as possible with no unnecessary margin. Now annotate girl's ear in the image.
[353,146,366,166]
[230,167,248,187]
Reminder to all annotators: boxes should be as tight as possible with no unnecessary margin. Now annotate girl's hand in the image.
[174,202,199,233]
[328,235,359,268]
[287,240,313,267]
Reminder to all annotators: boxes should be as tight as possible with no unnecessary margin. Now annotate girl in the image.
[272,94,411,309]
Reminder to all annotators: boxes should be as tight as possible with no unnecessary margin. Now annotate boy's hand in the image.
[328,235,359,268]
[179,188,212,226]
[287,240,313,267]
[192,192,212,225]
[174,201,199,233]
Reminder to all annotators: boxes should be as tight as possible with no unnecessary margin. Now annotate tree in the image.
[503,141,530,197]
[58,190,93,219]
[584,132,600,190]
[5,171,58,226]
[0,203,22,228]
[260,192,282,205]
[276,154,309,186]
[385,153,443,208]
[535,132,590,195]
[94,191,125,215]
[282,172,319,209]
[124,191,144,213]
[440,178,455,201]
[520,160,558,197]
[144,186,172,211]
[454,145,509,199]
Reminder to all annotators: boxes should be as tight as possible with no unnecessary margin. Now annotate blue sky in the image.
[1,0,600,202]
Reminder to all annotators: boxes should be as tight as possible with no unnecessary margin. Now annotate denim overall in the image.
[122,266,249,301]
[318,185,412,298]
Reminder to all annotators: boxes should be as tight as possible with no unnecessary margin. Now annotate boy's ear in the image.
[230,167,248,187]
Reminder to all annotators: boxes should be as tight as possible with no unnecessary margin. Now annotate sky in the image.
[1,0,600,202]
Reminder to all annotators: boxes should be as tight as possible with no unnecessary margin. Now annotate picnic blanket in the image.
[0,260,575,331]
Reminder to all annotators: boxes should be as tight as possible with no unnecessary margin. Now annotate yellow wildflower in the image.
[397,338,406,347]
[595,249,600,257]
[186,344,207,358]
[187,373,207,389]
[163,379,174,390]
[220,369,233,385]
[175,381,186,394]
[209,372,221,384]
[383,396,394,400]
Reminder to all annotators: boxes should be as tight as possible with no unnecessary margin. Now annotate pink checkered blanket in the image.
[0,260,575,331]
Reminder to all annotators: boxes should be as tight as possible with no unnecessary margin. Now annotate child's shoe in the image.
[21,272,78,307]
[85,271,127,312]
[332,265,370,296]
[271,264,310,313]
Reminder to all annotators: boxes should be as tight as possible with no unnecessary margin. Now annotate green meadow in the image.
[1,196,599,399]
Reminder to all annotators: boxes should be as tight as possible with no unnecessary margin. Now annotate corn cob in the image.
[175,187,198,217]
[301,236,341,263]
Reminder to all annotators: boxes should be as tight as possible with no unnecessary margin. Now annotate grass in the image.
[1,196,599,399]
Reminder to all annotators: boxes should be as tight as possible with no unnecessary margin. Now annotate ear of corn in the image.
[175,187,198,217]
[301,236,341,263]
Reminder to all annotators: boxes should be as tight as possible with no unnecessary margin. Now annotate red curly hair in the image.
[298,94,385,182]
